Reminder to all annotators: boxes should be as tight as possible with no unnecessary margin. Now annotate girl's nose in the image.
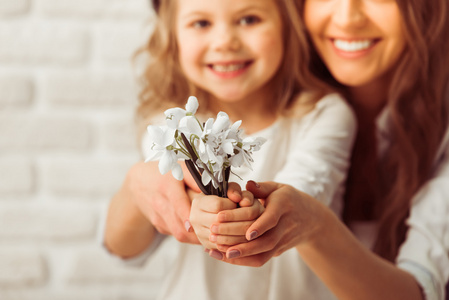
[211,25,241,52]
[332,0,367,29]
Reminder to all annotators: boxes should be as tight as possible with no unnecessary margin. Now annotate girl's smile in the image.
[207,61,253,79]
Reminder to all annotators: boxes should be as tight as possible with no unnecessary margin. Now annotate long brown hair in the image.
[300,0,449,261]
[135,0,332,138]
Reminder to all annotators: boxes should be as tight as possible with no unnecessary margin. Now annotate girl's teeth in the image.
[212,63,245,72]
[333,39,372,52]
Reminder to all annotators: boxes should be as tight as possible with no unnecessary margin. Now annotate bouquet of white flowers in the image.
[145,96,266,197]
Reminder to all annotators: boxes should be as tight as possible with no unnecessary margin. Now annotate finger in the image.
[210,220,254,236]
[244,203,281,241]
[246,181,282,200]
[192,195,237,213]
[190,199,220,228]
[227,182,242,203]
[224,250,275,267]
[217,206,261,223]
[208,249,225,261]
[209,233,248,245]
[238,190,254,207]
[225,228,282,259]
[182,162,201,193]
[162,175,193,227]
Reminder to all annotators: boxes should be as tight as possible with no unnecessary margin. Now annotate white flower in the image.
[229,136,266,170]
[144,96,265,196]
[164,96,199,129]
[145,125,184,180]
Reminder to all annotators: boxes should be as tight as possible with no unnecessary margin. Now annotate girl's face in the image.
[176,0,283,104]
[304,0,407,89]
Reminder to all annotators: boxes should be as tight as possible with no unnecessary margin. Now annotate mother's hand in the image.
[131,161,201,244]
[211,181,327,266]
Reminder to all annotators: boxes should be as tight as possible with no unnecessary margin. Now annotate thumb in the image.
[246,181,282,199]
[182,162,201,193]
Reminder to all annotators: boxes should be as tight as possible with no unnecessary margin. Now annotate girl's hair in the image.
[300,0,449,261]
[135,0,332,137]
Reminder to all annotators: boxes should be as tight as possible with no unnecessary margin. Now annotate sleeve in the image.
[274,93,357,207]
[397,132,449,300]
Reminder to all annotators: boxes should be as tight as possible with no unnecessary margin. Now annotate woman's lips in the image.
[330,38,379,58]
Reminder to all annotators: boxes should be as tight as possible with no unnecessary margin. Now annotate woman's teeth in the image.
[333,39,373,52]
[211,63,245,72]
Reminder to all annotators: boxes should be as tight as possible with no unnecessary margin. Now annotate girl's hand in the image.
[210,182,265,254]
[210,181,327,265]
[189,194,238,250]
[189,183,265,253]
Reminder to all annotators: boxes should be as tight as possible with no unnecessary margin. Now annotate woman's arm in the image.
[220,181,423,300]
[103,161,200,259]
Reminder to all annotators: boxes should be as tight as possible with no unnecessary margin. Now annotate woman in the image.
[104,0,449,299]
[208,0,449,299]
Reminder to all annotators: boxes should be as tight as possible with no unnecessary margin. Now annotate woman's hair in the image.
[135,0,332,137]
[300,0,449,261]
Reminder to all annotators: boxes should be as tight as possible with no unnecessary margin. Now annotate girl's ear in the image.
[151,0,160,13]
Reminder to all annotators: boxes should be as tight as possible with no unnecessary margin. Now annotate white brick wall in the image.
[0,1,165,298]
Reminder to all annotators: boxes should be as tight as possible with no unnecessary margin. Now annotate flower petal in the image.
[165,107,186,129]
[212,112,230,134]
[186,96,199,114]
[159,151,176,174]
[172,163,184,180]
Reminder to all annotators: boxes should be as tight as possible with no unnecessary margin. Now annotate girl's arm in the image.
[103,161,199,259]
[221,181,423,300]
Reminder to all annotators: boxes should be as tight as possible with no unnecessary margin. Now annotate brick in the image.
[95,22,148,63]
[45,71,138,107]
[0,74,33,107]
[0,290,152,300]
[0,205,96,240]
[67,247,166,299]
[42,158,135,198]
[0,250,46,287]
[0,158,34,196]
[39,0,151,19]
[0,0,30,16]
[0,22,88,65]
[98,114,140,153]
[0,113,91,153]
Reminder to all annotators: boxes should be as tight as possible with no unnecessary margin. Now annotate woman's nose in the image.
[331,0,367,29]
[211,25,241,52]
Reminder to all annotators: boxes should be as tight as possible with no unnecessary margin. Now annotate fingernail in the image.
[249,180,260,188]
[218,212,226,222]
[227,249,241,259]
[248,230,258,241]
[211,225,219,234]
[209,250,223,260]
[204,248,210,253]
[184,220,191,232]
[209,234,217,242]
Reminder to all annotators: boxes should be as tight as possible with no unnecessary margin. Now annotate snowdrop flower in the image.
[164,96,199,129]
[145,125,184,180]
[145,96,265,197]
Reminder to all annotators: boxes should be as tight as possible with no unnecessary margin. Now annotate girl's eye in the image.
[193,20,211,28]
[238,15,260,26]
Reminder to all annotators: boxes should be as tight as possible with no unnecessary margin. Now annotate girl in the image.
[104,0,356,299]
[213,0,449,299]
